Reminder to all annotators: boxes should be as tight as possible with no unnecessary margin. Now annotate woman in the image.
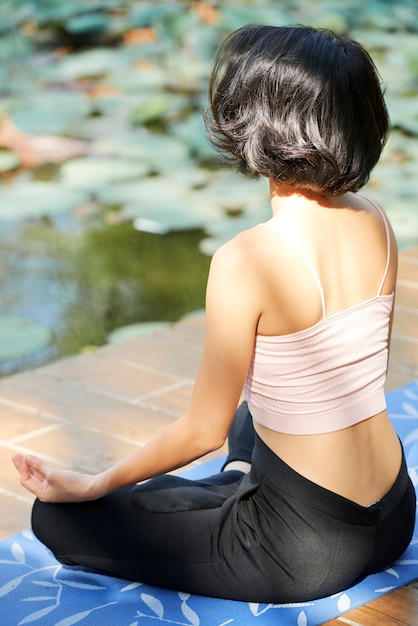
[13,25,415,603]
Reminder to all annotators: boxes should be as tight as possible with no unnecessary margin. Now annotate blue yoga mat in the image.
[1,381,418,626]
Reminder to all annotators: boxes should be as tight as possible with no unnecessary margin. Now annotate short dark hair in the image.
[205,25,390,197]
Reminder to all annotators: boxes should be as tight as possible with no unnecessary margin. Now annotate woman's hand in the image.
[12,454,102,503]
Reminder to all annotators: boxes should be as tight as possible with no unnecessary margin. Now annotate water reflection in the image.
[0,215,209,376]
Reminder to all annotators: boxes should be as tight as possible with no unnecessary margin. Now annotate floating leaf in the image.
[28,136,88,165]
[116,174,223,231]
[33,2,84,24]
[93,133,192,172]
[12,92,91,136]
[133,218,171,234]
[0,315,51,360]
[41,48,130,82]
[108,321,170,344]
[0,149,19,171]
[129,3,178,29]
[130,92,185,126]
[65,12,111,36]
[171,113,217,162]
[107,64,168,92]
[0,182,89,220]
[59,157,149,190]
[219,3,290,30]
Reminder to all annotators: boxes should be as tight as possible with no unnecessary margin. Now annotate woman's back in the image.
[239,189,401,506]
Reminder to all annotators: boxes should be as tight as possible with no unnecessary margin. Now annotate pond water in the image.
[0,0,417,375]
[0,214,210,375]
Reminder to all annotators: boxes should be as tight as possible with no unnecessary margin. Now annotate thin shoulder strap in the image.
[259,223,327,318]
[357,193,391,296]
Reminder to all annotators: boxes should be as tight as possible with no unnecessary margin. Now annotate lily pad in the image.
[32,0,122,25]
[65,12,111,36]
[59,157,149,190]
[219,3,292,30]
[12,92,91,135]
[389,96,418,136]
[92,133,193,172]
[0,182,89,220]
[0,315,51,359]
[129,92,185,126]
[42,47,130,82]
[125,191,219,231]
[96,166,209,207]
[111,173,224,230]
[0,150,19,171]
[108,321,170,343]
[106,64,169,92]
[129,3,178,28]
[171,113,218,162]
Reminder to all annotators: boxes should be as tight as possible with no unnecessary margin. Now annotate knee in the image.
[31,498,53,547]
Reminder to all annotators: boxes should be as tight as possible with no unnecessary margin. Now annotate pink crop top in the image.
[243,198,393,435]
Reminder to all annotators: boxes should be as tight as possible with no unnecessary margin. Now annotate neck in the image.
[269,180,338,217]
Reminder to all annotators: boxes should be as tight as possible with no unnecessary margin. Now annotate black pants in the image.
[32,434,416,603]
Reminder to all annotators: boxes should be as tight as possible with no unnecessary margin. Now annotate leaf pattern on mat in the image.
[140,593,164,618]
[180,603,199,626]
[22,595,57,602]
[403,402,418,418]
[11,542,25,564]
[0,573,29,597]
[337,593,351,612]
[18,604,56,624]
[53,602,118,626]
[121,582,143,592]
[385,568,400,578]
[60,580,105,591]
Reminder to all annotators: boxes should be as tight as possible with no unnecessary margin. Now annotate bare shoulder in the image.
[210,226,265,269]
[207,227,278,302]
[211,225,284,268]
[350,192,398,251]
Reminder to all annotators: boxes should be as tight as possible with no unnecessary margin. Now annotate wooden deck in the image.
[0,246,417,625]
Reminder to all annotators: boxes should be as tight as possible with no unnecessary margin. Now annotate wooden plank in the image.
[323,583,418,625]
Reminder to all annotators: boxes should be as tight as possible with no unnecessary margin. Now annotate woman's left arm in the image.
[13,234,262,503]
